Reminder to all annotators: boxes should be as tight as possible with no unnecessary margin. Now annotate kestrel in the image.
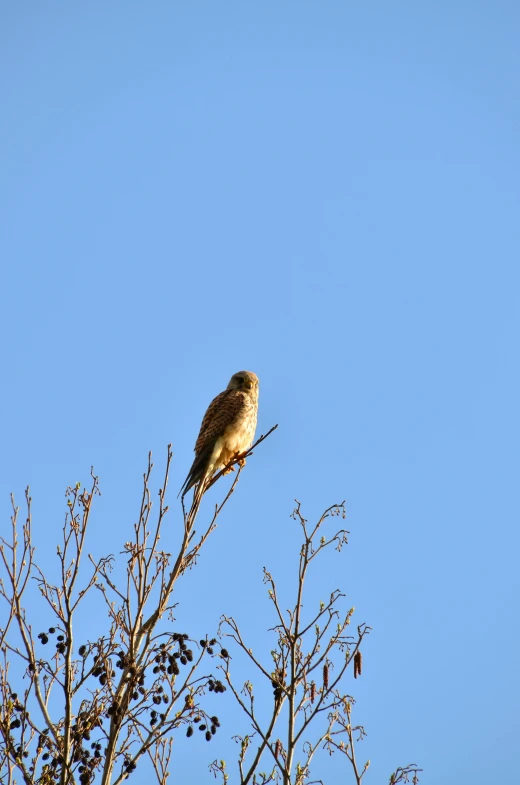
[179,371,259,498]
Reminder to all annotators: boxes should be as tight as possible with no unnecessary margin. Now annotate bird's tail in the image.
[178,441,215,499]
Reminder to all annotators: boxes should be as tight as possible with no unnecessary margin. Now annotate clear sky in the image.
[1,2,519,783]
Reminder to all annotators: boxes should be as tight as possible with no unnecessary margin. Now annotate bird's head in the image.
[227,370,259,392]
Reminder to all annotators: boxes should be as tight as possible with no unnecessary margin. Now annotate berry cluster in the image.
[200,637,229,659]
[207,678,226,694]
[186,715,221,742]
[151,684,169,706]
[122,757,137,776]
[37,627,67,655]
[151,634,195,680]
[149,707,167,727]
[271,668,286,701]
[91,653,117,687]
[34,721,104,784]
[75,743,101,785]
[7,693,25,731]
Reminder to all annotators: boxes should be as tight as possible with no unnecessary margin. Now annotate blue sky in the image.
[1,1,519,783]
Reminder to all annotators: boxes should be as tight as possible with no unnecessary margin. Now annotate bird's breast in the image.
[220,397,258,460]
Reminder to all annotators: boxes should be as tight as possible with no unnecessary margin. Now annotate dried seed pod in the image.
[275,739,282,759]
[354,650,363,679]
[310,681,316,704]
[323,663,329,690]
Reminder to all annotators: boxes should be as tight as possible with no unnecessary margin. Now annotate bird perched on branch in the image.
[179,370,259,499]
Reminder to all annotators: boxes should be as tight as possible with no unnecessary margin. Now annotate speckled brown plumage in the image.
[179,371,259,497]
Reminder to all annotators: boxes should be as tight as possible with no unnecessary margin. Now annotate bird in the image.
[179,370,259,499]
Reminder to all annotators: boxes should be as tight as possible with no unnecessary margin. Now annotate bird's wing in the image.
[194,389,245,453]
[179,389,245,497]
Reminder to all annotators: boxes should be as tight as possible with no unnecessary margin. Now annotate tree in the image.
[0,428,420,785]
